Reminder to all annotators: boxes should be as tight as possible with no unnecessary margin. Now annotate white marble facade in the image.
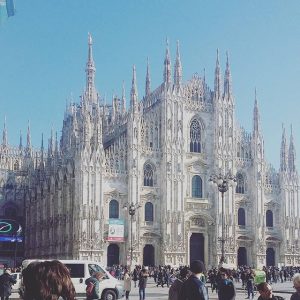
[0,36,299,268]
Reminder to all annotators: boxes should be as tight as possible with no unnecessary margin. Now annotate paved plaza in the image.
[10,277,296,300]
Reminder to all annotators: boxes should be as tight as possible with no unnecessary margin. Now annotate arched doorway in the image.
[143,244,155,266]
[266,247,275,266]
[107,244,119,266]
[189,233,204,265]
[237,247,247,266]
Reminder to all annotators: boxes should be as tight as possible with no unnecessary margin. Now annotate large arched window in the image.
[238,208,246,226]
[190,119,202,153]
[192,175,202,198]
[236,173,245,194]
[145,202,154,222]
[109,200,119,219]
[266,210,273,227]
[144,163,154,186]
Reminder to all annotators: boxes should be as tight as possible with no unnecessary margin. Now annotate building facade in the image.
[0,36,299,268]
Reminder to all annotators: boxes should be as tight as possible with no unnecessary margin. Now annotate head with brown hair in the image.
[22,260,76,300]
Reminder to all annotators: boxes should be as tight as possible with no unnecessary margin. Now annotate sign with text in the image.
[107,219,124,242]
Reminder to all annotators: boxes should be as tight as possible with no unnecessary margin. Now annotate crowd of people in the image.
[1,261,300,299]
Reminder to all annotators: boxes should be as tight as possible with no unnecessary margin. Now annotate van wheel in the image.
[103,289,117,300]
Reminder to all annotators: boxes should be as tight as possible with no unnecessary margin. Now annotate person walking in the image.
[138,268,148,300]
[123,269,131,300]
[168,267,189,300]
[179,260,209,300]
[0,269,16,300]
[217,268,236,300]
[85,272,105,300]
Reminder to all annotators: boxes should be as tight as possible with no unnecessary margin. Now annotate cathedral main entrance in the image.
[237,247,247,266]
[107,244,119,266]
[143,244,155,266]
[266,247,275,266]
[189,233,204,265]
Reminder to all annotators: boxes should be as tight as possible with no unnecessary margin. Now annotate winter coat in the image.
[168,278,184,300]
[85,277,101,300]
[0,273,17,297]
[217,279,236,300]
[138,272,148,289]
[179,274,208,300]
[123,273,131,292]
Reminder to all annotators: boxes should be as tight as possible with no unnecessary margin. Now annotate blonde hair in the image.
[293,273,300,288]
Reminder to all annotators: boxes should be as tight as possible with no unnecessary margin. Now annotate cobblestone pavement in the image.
[11,278,295,299]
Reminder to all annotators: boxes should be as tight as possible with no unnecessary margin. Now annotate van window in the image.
[64,264,85,278]
[88,264,106,276]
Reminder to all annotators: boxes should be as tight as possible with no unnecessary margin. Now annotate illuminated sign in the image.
[0,219,22,242]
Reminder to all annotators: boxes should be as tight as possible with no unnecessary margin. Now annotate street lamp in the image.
[209,170,236,264]
[123,202,141,268]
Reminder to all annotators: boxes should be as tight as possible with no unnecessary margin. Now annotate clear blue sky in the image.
[0,0,300,171]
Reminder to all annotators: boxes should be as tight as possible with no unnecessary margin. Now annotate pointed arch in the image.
[190,119,202,153]
[144,162,155,187]
[109,199,119,219]
[236,173,246,194]
[192,175,203,198]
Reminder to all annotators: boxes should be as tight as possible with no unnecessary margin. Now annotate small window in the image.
[64,264,85,278]
[192,175,202,198]
[190,119,201,153]
[266,210,273,227]
[236,173,245,194]
[145,202,154,222]
[144,163,154,186]
[238,208,246,226]
[109,200,119,219]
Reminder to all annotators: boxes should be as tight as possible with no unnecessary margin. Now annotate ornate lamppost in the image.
[209,170,236,264]
[124,202,141,267]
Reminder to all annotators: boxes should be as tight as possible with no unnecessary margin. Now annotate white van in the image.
[21,260,124,299]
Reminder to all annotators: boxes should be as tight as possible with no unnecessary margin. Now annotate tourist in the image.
[138,267,149,300]
[22,260,75,300]
[123,269,131,300]
[291,273,300,300]
[85,271,105,300]
[168,267,189,300]
[179,260,208,300]
[0,269,16,300]
[217,268,236,300]
[257,282,284,300]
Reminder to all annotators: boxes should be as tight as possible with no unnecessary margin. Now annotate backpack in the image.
[86,281,95,297]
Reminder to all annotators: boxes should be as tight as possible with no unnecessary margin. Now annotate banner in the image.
[107,219,124,242]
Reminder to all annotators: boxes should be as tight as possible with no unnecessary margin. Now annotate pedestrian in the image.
[179,260,209,300]
[168,267,189,300]
[124,269,131,300]
[0,269,16,300]
[85,271,105,300]
[291,273,300,300]
[245,269,255,299]
[133,267,139,288]
[138,268,148,300]
[257,282,284,300]
[217,268,236,300]
[22,260,75,300]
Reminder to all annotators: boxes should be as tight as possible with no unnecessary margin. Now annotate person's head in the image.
[94,272,105,281]
[190,260,205,275]
[257,282,273,299]
[179,267,189,280]
[22,260,76,300]
[219,267,229,279]
[4,269,11,275]
[293,273,300,293]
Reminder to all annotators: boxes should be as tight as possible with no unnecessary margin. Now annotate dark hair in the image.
[22,260,76,300]
[179,267,189,279]
[257,282,269,292]
[190,260,205,274]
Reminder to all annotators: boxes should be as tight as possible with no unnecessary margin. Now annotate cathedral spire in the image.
[85,33,97,104]
[145,57,151,98]
[174,40,182,89]
[19,130,22,150]
[253,89,260,134]
[288,125,296,173]
[2,117,7,147]
[280,124,288,172]
[214,49,222,99]
[122,81,126,115]
[26,121,31,149]
[130,65,138,113]
[40,133,44,169]
[163,38,171,86]
[223,51,232,99]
